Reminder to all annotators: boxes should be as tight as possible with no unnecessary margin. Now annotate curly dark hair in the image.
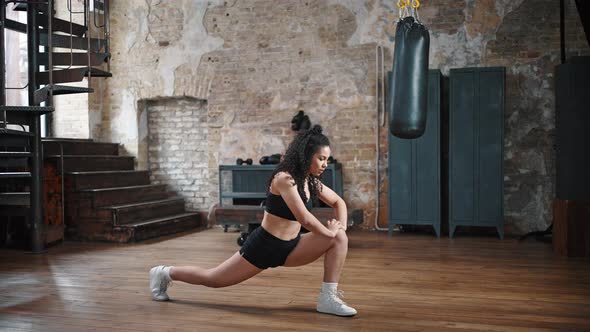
[267,124,330,205]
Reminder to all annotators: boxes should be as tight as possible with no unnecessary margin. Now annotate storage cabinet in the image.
[449,67,505,239]
[218,163,343,207]
[388,70,442,237]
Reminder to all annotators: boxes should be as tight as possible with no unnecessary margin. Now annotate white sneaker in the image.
[149,266,172,301]
[316,290,357,317]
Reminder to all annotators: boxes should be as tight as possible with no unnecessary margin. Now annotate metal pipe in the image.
[48,0,53,99]
[374,45,387,231]
[105,0,110,73]
[60,142,64,229]
[1,0,6,129]
[0,0,6,106]
[86,0,91,85]
[28,0,45,253]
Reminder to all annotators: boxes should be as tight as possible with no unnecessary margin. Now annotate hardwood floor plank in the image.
[1,229,590,331]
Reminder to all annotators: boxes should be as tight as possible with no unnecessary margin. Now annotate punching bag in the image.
[388,16,430,139]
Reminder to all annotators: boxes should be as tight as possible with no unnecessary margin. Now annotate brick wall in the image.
[145,98,209,210]
[86,0,590,233]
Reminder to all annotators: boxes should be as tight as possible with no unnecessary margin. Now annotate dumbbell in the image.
[236,158,253,165]
[260,153,281,165]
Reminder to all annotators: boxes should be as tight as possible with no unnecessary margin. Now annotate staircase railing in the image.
[0,0,111,252]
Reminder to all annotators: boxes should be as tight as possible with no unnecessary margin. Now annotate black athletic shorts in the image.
[239,226,300,269]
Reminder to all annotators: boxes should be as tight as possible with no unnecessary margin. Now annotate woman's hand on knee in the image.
[326,219,345,237]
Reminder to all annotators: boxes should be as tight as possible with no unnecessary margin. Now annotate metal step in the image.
[37,67,112,85]
[0,156,29,168]
[87,67,111,78]
[0,128,34,137]
[42,137,93,143]
[35,84,95,104]
[85,67,112,78]
[0,192,30,206]
[38,52,110,66]
[13,3,50,13]
[0,106,54,113]
[4,19,26,34]
[0,106,54,126]
[0,172,31,179]
[0,130,32,149]
[0,152,31,158]
[40,33,106,52]
[38,15,87,37]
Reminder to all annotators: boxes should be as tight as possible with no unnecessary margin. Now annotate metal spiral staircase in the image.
[0,0,111,252]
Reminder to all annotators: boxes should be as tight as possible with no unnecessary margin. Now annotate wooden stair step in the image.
[79,184,169,208]
[101,197,186,225]
[65,170,150,190]
[43,139,119,156]
[114,212,203,242]
[45,155,134,172]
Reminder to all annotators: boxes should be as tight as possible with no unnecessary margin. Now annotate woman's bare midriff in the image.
[261,212,302,241]
[262,173,308,241]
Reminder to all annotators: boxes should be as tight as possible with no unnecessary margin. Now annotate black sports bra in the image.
[265,192,312,221]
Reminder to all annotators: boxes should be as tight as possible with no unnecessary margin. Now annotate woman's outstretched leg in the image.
[150,252,263,301]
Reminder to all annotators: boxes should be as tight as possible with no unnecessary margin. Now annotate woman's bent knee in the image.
[333,230,348,246]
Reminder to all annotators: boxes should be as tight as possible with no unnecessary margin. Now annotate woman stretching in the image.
[149,125,356,316]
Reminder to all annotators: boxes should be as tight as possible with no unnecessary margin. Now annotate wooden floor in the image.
[1,228,590,332]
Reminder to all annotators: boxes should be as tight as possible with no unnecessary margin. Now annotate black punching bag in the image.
[388,16,430,139]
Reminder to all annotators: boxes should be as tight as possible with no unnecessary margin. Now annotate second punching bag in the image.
[388,16,430,139]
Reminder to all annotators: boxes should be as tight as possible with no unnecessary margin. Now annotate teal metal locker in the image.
[388,70,442,237]
[449,67,504,239]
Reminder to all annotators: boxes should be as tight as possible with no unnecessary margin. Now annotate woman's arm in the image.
[274,173,340,238]
[317,182,348,230]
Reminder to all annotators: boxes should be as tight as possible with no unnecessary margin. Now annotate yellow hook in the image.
[411,0,420,9]
[396,0,409,9]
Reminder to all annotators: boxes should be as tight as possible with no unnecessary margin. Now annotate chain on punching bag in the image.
[388,0,430,139]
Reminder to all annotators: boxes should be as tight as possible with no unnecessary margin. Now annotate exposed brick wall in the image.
[86,0,590,234]
[145,98,209,210]
[484,0,589,234]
